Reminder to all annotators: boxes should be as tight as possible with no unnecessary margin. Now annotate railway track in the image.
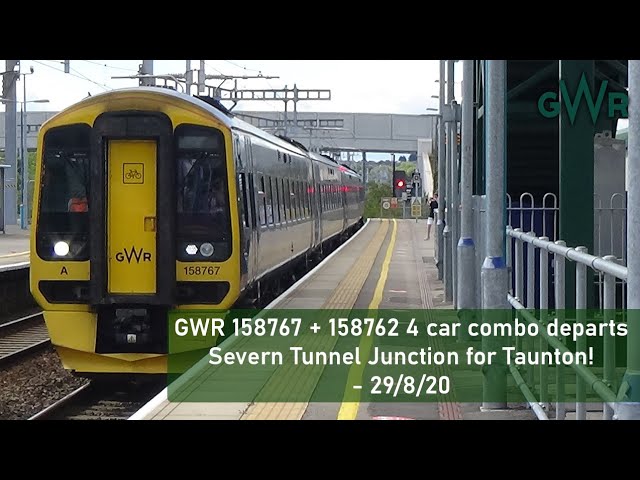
[0,312,49,365]
[29,378,166,420]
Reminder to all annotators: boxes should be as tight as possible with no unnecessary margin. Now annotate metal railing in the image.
[506,226,626,420]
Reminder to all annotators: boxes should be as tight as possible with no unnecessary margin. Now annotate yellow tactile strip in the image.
[241,219,390,420]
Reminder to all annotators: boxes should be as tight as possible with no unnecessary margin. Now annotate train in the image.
[29,86,365,376]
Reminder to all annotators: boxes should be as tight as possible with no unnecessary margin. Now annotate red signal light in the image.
[397,180,405,188]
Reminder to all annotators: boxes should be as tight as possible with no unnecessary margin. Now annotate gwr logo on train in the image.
[115,246,152,263]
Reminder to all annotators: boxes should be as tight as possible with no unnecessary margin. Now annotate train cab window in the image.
[175,125,231,262]
[36,124,91,261]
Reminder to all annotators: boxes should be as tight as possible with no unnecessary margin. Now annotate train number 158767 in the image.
[183,266,220,276]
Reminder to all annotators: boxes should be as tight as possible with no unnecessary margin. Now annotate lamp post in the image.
[1,92,49,229]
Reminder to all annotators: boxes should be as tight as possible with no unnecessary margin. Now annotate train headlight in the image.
[54,241,70,257]
[200,242,214,257]
[185,244,198,255]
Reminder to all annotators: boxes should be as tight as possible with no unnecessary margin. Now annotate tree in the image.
[364,182,392,218]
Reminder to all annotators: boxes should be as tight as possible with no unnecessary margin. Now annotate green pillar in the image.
[559,60,595,309]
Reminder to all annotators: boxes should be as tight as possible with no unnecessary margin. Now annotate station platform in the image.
[0,225,30,269]
[132,219,537,421]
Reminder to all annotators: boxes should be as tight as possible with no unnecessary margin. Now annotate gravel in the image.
[0,346,88,420]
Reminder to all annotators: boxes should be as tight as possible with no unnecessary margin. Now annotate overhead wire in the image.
[31,60,112,91]
[78,60,139,72]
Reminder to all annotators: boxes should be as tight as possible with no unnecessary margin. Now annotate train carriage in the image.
[30,87,364,375]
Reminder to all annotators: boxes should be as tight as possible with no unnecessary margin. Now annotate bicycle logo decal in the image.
[123,163,144,184]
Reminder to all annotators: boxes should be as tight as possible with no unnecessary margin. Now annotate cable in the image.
[222,60,262,73]
[78,60,138,72]
[204,62,225,76]
[69,66,111,91]
[32,60,112,91]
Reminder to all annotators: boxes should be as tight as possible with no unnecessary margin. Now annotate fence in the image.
[499,191,629,420]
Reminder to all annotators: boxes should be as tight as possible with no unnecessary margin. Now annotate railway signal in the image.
[393,171,407,198]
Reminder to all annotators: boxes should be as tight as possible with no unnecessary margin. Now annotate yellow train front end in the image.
[30,88,241,375]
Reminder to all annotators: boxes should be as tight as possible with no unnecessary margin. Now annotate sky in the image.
[1,59,627,157]
[1,60,461,115]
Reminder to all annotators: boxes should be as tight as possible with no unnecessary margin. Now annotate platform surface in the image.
[132,219,538,421]
[0,224,30,268]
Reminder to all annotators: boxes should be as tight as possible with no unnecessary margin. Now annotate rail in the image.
[506,226,625,420]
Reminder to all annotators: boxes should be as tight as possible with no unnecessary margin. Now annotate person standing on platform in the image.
[425,193,438,240]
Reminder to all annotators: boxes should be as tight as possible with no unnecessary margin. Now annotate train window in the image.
[295,181,301,220]
[281,179,287,221]
[299,181,304,219]
[285,179,292,221]
[272,177,281,224]
[238,173,248,228]
[290,179,297,220]
[259,176,267,226]
[280,178,287,222]
[247,172,257,229]
[175,125,231,261]
[36,123,91,260]
[265,176,274,226]
[304,182,310,217]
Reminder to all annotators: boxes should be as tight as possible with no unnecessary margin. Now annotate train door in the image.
[90,111,175,308]
[244,137,260,278]
[107,140,157,294]
[312,162,322,247]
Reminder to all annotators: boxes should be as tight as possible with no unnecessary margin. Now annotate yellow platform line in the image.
[337,218,397,420]
[0,250,29,258]
[242,219,390,420]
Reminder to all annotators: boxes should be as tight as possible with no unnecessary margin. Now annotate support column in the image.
[481,60,509,409]
[443,60,454,302]
[437,60,446,280]
[457,59,476,340]
[616,60,640,420]
[3,60,18,226]
[362,152,368,187]
[140,60,154,87]
[559,60,595,309]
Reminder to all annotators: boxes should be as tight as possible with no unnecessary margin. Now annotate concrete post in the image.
[450,100,459,306]
[457,59,476,340]
[140,60,154,87]
[437,61,446,280]
[616,60,640,420]
[481,60,509,410]
[443,60,454,302]
[3,60,18,226]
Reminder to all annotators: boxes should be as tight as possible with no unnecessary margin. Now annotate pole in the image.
[362,152,368,187]
[3,60,18,226]
[481,60,508,410]
[392,154,396,198]
[186,60,192,95]
[457,59,476,340]
[21,86,27,229]
[293,84,299,134]
[140,60,154,87]
[443,60,454,302]
[617,60,640,420]
[437,61,446,280]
